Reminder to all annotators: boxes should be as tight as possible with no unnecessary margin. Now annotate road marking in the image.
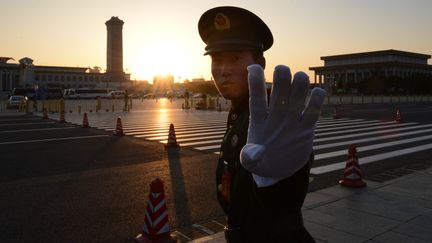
[176,135,224,143]
[0,135,109,145]
[311,143,432,175]
[0,127,76,133]
[316,122,416,137]
[195,144,221,150]
[125,125,226,135]
[172,231,192,241]
[315,134,432,160]
[192,224,215,235]
[0,121,56,126]
[181,139,223,147]
[0,118,42,122]
[143,130,226,140]
[314,123,432,142]
[136,127,226,137]
[316,120,393,132]
[211,220,225,227]
[314,127,432,150]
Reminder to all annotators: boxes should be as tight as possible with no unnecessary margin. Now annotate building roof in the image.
[309,61,432,71]
[320,49,431,61]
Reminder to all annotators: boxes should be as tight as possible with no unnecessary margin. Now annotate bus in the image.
[63,88,110,99]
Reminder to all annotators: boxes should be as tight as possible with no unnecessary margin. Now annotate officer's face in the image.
[211,51,256,102]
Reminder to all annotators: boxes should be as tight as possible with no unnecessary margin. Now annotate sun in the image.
[126,36,193,82]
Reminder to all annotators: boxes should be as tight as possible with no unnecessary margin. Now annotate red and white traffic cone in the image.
[333,105,340,119]
[395,108,402,123]
[339,145,366,188]
[113,117,125,136]
[59,110,66,123]
[135,179,177,243]
[165,123,179,149]
[82,112,89,128]
[42,108,48,119]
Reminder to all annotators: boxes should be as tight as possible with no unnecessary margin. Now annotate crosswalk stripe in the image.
[311,143,432,175]
[181,139,223,147]
[314,127,432,150]
[127,126,226,136]
[142,130,226,140]
[315,120,392,132]
[314,123,432,143]
[315,134,432,160]
[315,122,416,137]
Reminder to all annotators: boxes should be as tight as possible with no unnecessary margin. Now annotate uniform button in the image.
[231,113,238,120]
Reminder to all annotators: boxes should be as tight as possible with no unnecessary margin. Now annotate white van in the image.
[108,90,126,99]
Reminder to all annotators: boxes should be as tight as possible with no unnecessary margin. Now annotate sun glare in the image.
[127,37,194,82]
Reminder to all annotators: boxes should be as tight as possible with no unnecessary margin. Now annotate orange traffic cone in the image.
[135,179,177,243]
[59,110,66,123]
[339,145,366,188]
[114,117,125,136]
[395,108,402,123]
[165,123,179,149]
[333,105,340,119]
[82,112,89,128]
[42,108,48,119]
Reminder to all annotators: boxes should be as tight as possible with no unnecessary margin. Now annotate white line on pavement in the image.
[316,122,416,137]
[311,143,432,175]
[314,123,432,143]
[0,135,109,145]
[0,127,76,133]
[0,122,56,126]
[315,134,432,160]
[314,127,432,150]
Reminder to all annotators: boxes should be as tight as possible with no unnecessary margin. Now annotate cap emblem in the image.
[214,13,230,30]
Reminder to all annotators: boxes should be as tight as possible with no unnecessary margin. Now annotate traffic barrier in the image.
[339,145,366,188]
[59,110,66,123]
[82,112,89,128]
[333,105,340,119]
[395,108,402,123]
[165,123,179,149]
[113,117,125,136]
[135,178,177,243]
[218,104,222,112]
[42,108,48,119]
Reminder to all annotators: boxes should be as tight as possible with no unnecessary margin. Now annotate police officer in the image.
[198,6,326,242]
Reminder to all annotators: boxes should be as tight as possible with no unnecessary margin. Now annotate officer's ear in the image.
[258,57,266,70]
[252,50,266,69]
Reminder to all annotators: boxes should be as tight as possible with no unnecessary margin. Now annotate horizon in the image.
[1,0,431,83]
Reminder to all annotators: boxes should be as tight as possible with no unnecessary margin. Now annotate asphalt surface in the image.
[1,101,432,242]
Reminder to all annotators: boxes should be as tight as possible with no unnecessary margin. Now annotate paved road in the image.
[1,101,432,242]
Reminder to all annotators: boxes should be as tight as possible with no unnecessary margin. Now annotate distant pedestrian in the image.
[32,96,38,112]
[123,90,128,111]
[198,6,326,242]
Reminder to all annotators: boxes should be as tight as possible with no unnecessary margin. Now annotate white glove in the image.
[240,64,326,187]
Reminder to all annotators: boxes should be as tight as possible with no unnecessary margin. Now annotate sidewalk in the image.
[190,167,432,243]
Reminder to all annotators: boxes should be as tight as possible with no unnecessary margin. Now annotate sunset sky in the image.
[1,0,431,83]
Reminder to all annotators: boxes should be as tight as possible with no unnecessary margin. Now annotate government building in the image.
[309,49,432,93]
[0,16,131,93]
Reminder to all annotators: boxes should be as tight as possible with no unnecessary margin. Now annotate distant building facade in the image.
[0,16,132,93]
[309,49,432,92]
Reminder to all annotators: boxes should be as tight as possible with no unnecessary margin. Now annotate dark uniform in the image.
[199,6,316,242]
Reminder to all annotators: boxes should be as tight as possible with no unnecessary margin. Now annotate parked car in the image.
[7,95,28,109]
[108,90,126,99]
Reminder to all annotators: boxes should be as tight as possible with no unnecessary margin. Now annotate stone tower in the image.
[106,16,124,82]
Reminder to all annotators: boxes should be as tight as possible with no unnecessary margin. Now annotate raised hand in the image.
[240,64,326,186]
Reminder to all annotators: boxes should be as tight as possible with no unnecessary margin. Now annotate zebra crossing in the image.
[50,110,432,175]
